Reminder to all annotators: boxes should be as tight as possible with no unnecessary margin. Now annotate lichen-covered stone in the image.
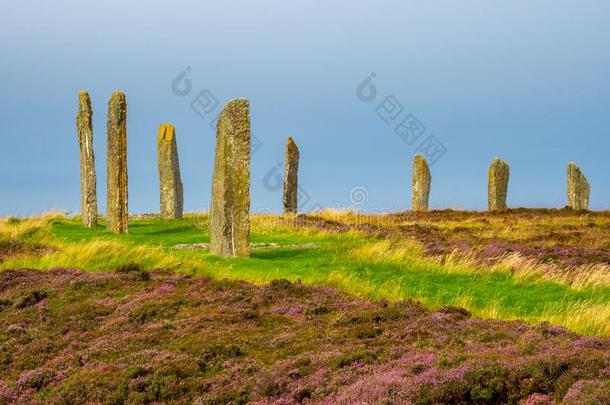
[283,137,299,214]
[210,99,251,257]
[106,91,128,234]
[567,162,590,210]
[76,91,98,228]
[411,155,431,212]
[488,157,510,212]
[157,124,184,219]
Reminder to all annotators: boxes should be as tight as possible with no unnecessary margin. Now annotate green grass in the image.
[2,214,610,336]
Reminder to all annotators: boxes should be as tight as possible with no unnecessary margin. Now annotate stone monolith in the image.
[411,155,431,212]
[157,124,184,218]
[76,91,98,228]
[210,99,251,257]
[106,91,128,234]
[567,162,590,210]
[488,157,509,212]
[283,137,299,214]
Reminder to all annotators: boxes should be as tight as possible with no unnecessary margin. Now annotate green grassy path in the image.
[30,216,610,336]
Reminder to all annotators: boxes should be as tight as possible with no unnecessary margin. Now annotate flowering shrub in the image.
[0,268,608,403]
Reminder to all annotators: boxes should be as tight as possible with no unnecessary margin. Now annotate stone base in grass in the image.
[173,242,319,251]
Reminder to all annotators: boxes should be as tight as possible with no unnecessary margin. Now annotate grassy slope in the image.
[2,214,609,337]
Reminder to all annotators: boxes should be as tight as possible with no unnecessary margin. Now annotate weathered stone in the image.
[488,157,510,212]
[106,91,128,234]
[283,137,299,214]
[76,91,98,228]
[210,99,251,257]
[567,162,590,210]
[411,155,431,212]
[157,124,184,218]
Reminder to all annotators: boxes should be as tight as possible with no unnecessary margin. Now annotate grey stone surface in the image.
[488,157,509,212]
[106,91,128,234]
[210,99,251,257]
[411,155,431,212]
[567,162,590,210]
[283,137,299,214]
[157,124,184,219]
[76,91,98,228]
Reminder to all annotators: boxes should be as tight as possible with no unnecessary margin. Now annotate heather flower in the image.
[16,367,54,391]
[571,336,603,349]
[155,283,175,294]
[519,393,554,404]
[0,381,17,402]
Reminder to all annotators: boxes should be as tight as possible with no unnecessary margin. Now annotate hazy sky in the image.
[1,1,609,215]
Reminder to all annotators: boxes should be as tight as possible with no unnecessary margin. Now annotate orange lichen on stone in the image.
[157,123,183,219]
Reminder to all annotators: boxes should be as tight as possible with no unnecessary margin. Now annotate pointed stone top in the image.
[158,124,175,144]
[414,154,427,162]
[567,161,589,182]
[287,136,298,151]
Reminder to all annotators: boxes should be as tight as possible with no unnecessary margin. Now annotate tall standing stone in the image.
[106,91,128,234]
[283,137,299,214]
[488,157,510,212]
[210,99,251,257]
[157,124,184,218]
[76,91,98,228]
[411,154,431,212]
[567,162,590,210]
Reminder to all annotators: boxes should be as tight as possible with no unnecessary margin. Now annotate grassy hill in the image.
[1,210,610,403]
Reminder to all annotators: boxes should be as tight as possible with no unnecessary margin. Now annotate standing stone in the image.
[210,99,251,257]
[76,91,98,228]
[106,91,128,234]
[283,137,299,214]
[411,154,431,212]
[488,157,510,212]
[157,124,184,218]
[567,162,590,210]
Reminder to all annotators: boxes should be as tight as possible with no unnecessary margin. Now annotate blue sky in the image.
[1,1,609,215]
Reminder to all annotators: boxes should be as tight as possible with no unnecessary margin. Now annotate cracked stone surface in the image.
[567,162,590,210]
[283,137,300,214]
[210,99,251,257]
[488,157,509,212]
[411,155,431,212]
[157,124,184,219]
[76,90,98,228]
[106,91,128,234]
